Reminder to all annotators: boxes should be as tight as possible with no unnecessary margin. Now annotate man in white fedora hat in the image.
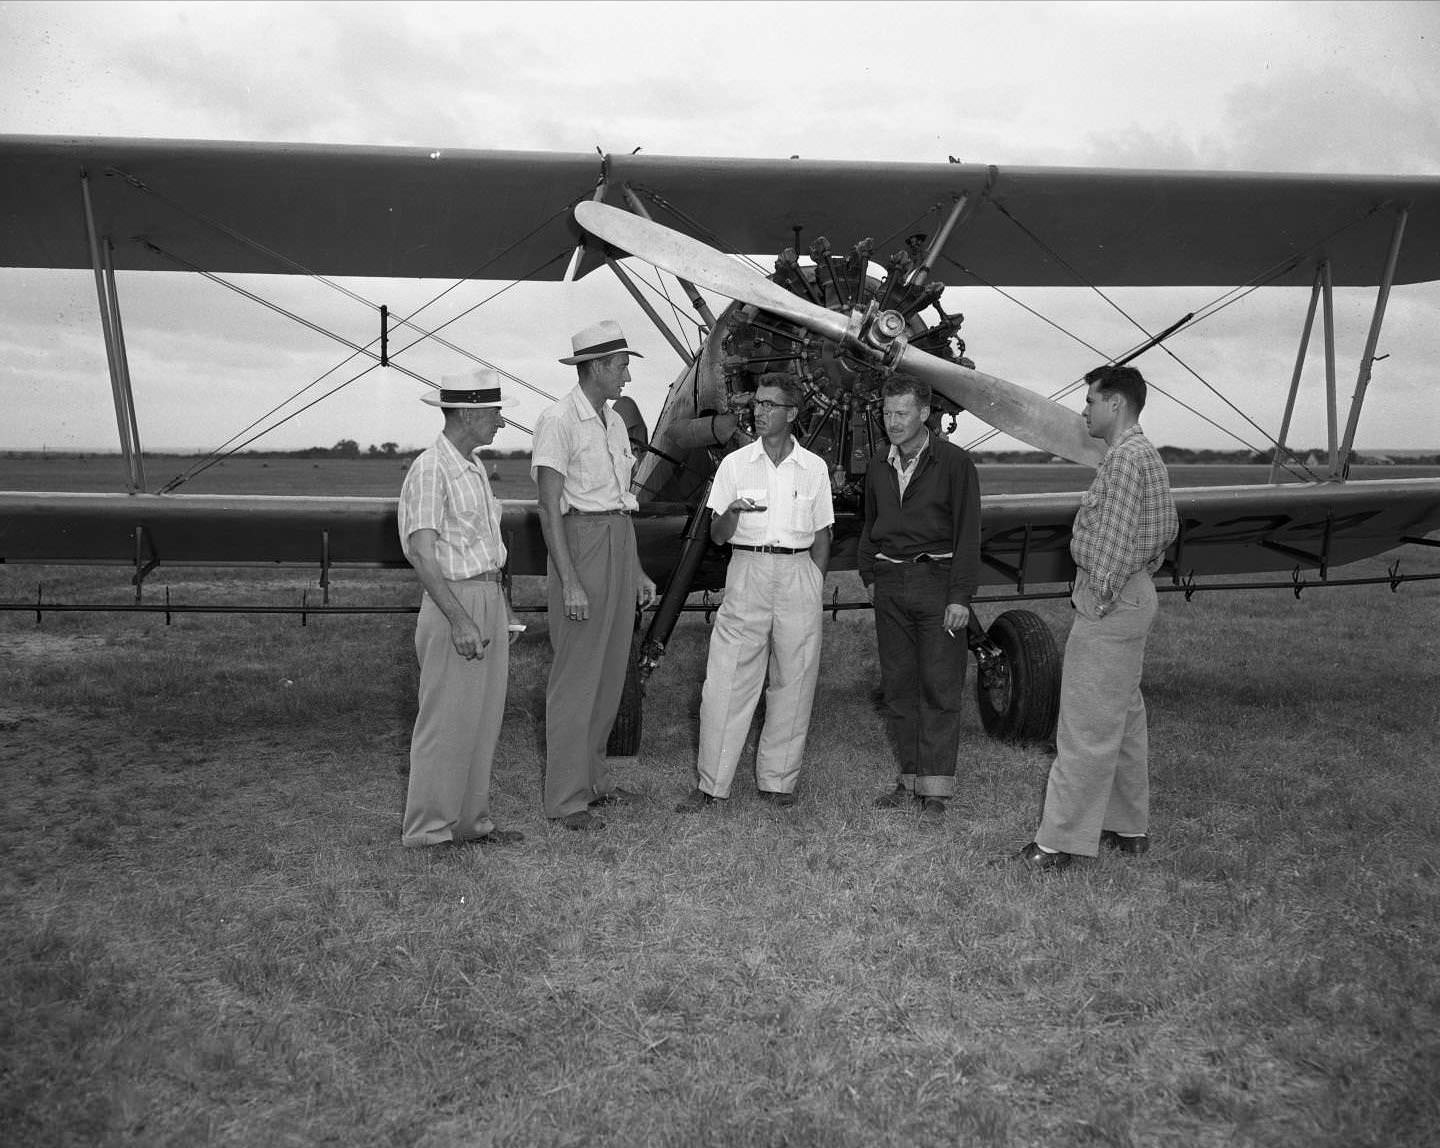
[397,367,524,849]
[531,320,657,830]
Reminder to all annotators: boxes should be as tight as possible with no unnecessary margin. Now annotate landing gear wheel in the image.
[975,609,1061,744]
[605,631,645,757]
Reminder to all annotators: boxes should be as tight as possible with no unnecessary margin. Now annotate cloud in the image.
[4,0,1439,453]
[1082,61,1440,175]
[1224,66,1440,175]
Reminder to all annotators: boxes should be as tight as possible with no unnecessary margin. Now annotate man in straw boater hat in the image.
[396,368,525,849]
[532,320,657,831]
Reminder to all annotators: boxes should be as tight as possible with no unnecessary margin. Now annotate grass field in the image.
[2,462,1439,1146]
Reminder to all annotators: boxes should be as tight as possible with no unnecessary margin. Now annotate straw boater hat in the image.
[558,319,645,365]
[422,367,506,407]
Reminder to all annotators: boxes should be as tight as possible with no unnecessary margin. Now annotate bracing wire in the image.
[950,201,1385,480]
[872,199,956,258]
[151,245,565,491]
[109,163,562,395]
[623,185,770,276]
[158,360,388,492]
[110,167,574,487]
[619,262,708,349]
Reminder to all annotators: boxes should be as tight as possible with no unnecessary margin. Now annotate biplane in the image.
[3,135,1440,752]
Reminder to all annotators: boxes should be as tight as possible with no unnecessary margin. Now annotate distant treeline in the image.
[280,439,534,461]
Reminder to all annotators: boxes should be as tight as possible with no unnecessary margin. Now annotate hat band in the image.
[571,337,630,358]
[439,387,501,404]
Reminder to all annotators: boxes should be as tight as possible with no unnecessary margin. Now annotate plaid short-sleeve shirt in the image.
[398,433,506,579]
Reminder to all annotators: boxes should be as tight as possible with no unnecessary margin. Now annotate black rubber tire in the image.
[605,630,645,757]
[975,609,1061,744]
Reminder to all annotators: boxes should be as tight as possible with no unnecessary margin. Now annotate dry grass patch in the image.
[3,546,1439,1146]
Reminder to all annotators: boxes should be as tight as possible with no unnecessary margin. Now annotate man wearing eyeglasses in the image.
[676,374,835,812]
[859,376,982,822]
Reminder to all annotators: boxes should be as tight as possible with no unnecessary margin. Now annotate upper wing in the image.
[4,135,1438,286]
[0,135,599,281]
[601,155,1440,288]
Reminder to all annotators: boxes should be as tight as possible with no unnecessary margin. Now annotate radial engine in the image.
[635,225,976,515]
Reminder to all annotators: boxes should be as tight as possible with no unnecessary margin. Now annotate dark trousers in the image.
[872,561,968,797]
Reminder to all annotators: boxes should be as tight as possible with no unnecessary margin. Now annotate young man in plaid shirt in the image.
[1016,365,1178,871]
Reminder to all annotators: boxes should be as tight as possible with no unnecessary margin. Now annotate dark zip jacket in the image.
[857,432,982,607]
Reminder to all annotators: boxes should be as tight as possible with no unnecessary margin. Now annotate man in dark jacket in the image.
[858,377,982,820]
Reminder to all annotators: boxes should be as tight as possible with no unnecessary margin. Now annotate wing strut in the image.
[1321,259,1339,471]
[1270,265,1325,483]
[605,255,696,367]
[622,185,718,332]
[81,170,146,493]
[564,170,608,282]
[1335,206,1409,479]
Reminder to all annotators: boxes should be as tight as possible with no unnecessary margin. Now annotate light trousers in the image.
[696,550,824,797]
[544,515,638,818]
[403,580,508,847]
[1036,568,1157,856]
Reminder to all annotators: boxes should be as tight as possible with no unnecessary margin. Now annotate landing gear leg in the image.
[606,625,645,757]
[604,500,716,757]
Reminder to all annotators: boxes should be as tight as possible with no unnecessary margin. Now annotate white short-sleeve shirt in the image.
[529,386,639,513]
[706,438,834,548]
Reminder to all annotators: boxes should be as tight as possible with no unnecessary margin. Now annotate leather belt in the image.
[457,570,504,582]
[565,508,632,517]
[877,553,951,564]
[730,543,808,555]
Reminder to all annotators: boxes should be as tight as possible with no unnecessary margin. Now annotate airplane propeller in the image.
[575,200,1105,467]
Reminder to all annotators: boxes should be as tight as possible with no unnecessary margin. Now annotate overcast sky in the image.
[2,0,1438,459]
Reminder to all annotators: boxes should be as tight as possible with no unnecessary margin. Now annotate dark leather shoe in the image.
[590,787,644,808]
[1016,841,1072,872]
[436,829,524,850]
[559,810,605,831]
[875,784,917,810]
[759,790,796,808]
[470,828,524,846]
[675,788,716,813]
[919,797,947,820]
[1100,830,1149,855]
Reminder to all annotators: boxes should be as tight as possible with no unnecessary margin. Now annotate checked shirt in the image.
[1070,425,1177,609]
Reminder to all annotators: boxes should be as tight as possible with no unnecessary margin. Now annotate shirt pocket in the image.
[786,489,810,534]
[569,434,610,493]
[787,477,823,534]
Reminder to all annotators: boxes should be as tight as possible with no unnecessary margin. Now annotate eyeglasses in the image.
[752,399,795,412]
